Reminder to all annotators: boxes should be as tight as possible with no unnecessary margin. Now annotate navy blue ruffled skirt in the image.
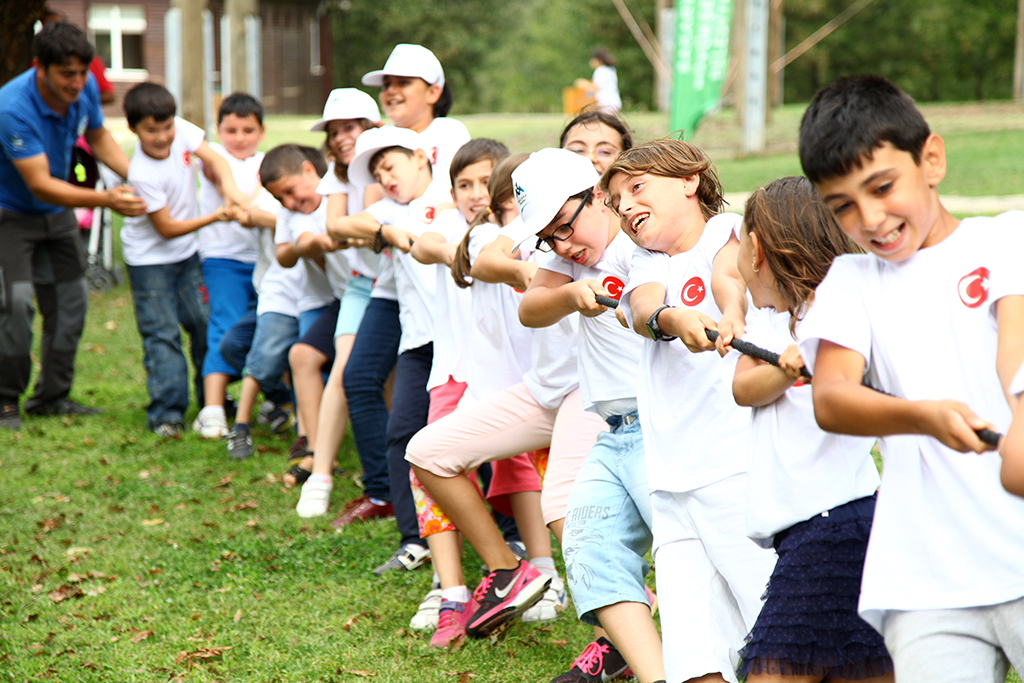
[737,494,894,680]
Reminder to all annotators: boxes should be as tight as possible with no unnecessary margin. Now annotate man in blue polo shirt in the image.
[0,21,146,430]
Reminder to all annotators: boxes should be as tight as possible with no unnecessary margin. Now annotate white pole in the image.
[743,0,768,153]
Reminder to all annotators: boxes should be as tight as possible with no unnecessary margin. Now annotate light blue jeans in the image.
[561,412,653,626]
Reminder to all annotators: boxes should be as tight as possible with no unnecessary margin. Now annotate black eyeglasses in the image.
[536,190,591,252]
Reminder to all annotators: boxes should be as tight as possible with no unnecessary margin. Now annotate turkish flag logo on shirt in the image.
[958,267,989,308]
[681,276,706,306]
[602,276,624,300]
[430,147,439,166]
[423,206,436,223]
[182,151,191,167]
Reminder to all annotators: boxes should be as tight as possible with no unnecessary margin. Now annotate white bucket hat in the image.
[309,88,382,132]
[361,44,445,88]
[346,125,425,187]
[504,148,600,251]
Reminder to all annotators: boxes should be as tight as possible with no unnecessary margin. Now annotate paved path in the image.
[724,193,1024,215]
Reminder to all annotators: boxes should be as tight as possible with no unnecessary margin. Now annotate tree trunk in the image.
[0,0,49,86]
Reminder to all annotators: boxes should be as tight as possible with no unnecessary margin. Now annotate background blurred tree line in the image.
[327,0,1018,114]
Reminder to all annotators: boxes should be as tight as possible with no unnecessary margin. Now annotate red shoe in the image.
[330,495,394,528]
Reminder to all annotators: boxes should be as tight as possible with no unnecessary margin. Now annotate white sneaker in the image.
[192,407,228,439]
[295,476,332,518]
[521,575,566,623]
[409,580,443,631]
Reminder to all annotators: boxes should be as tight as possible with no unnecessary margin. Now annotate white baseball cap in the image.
[504,148,600,251]
[309,88,382,132]
[361,44,445,89]
[346,125,426,187]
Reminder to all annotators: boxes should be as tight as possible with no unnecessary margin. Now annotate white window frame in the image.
[88,4,149,81]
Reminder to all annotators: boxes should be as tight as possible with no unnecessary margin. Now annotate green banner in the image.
[670,0,733,138]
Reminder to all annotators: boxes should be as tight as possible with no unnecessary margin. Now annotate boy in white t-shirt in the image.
[796,75,1024,683]
[606,139,777,683]
[120,82,247,437]
[327,125,453,573]
[512,148,663,683]
[192,93,265,439]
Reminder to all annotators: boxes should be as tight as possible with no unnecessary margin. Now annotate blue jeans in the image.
[562,413,652,626]
[126,253,208,429]
[342,297,400,502]
[200,258,256,378]
[246,311,299,406]
[386,342,432,547]
[219,309,292,407]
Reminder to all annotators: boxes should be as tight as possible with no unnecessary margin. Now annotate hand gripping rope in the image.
[593,294,1001,447]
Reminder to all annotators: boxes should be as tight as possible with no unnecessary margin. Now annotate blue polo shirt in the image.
[0,67,103,215]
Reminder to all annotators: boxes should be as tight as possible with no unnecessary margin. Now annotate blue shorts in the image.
[335,274,373,338]
[245,311,298,389]
[200,258,256,377]
[561,412,653,627]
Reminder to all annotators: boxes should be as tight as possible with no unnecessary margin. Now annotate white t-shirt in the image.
[462,223,534,403]
[592,65,621,110]
[621,213,750,492]
[364,181,451,354]
[121,117,205,266]
[417,117,471,189]
[196,142,261,263]
[798,213,1024,631]
[274,207,334,314]
[317,161,382,280]
[523,243,581,410]
[740,307,879,548]
[540,230,643,418]
[424,209,474,392]
[251,189,281,293]
[280,197,347,300]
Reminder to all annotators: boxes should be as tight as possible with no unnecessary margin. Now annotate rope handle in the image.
[704,329,1001,447]
[595,294,619,308]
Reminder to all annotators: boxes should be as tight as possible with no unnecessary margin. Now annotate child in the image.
[260,145,337,470]
[730,177,893,682]
[407,151,610,642]
[294,88,383,508]
[120,82,247,437]
[361,43,471,184]
[1000,368,1024,496]
[192,92,265,439]
[560,108,632,175]
[515,148,663,683]
[327,126,453,574]
[606,138,777,683]
[796,75,1024,682]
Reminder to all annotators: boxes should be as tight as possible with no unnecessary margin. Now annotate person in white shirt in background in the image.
[192,93,266,439]
[575,47,621,112]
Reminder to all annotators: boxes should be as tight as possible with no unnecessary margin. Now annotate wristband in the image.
[646,304,677,342]
[372,225,387,254]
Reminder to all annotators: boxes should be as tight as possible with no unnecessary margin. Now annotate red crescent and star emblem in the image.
[423,206,435,223]
[181,151,191,167]
[680,276,706,306]
[430,147,439,165]
[957,266,989,308]
[602,276,625,300]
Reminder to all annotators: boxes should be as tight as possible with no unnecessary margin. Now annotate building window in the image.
[88,5,148,79]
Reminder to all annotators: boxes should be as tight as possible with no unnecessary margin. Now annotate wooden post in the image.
[178,0,207,128]
[766,0,783,115]
[1015,0,1024,100]
[225,0,257,94]
[731,0,747,126]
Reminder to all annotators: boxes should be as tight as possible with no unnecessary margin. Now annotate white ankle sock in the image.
[441,585,471,603]
[530,556,557,578]
[307,473,331,486]
[200,405,225,419]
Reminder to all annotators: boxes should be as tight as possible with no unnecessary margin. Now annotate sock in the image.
[441,585,471,603]
[306,473,332,486]
[368,497,387,506]
[200,405,225,419]
[431,572,440,587]
[530,556,557,578]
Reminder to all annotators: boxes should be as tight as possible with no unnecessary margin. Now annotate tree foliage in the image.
[0,0,49,86]
[781,0,1017,102]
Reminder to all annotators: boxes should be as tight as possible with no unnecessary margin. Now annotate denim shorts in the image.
[245,311,298,388]
[335,274,373,338]
[561,413,653,626]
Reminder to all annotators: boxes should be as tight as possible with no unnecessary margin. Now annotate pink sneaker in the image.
[465,560,550,638]
[429,597,478,649]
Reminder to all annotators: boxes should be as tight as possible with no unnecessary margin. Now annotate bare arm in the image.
[149,204,233,239]
[296,231,345,259]
[276,241,301,268]
[327,209,414,252]
[733,344,804,407]
[84,126,130,179]
[11,153,147,216]
[628,281,720,352]
[520,269,611,327]
[193,141,248,207]
[811,340,994,452]
[1001,397,1024,496]
[996,295,1024,410]
[710,236,748,352]
[410,231,455,267]
[470,235,537,291]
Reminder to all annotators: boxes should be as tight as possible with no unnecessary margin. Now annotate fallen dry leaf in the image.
[138,470,151,479]
[130,629,153,643]
[64,547,91,560]
[141,518,164,527]
[215,475,233,488]
[233,609,242,622]
[48,584,84,603]
[84,585,106,597]
[103,321,117,331]
[175,646,231,668]
[343,671,376,678]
